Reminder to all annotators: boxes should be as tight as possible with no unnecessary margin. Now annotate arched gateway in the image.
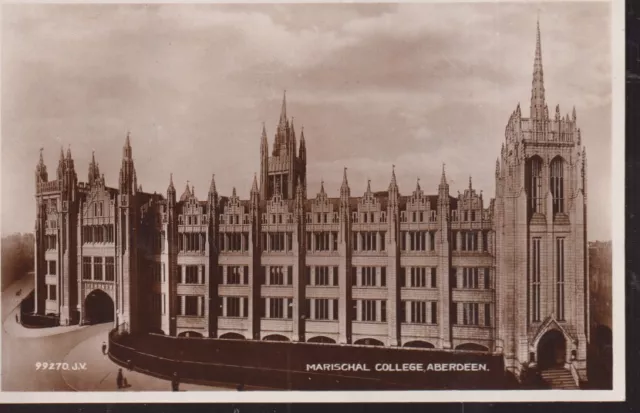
[83,289,114,325]
[537,329,566,369]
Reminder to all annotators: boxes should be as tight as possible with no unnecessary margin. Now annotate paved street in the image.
[1,275,225,392]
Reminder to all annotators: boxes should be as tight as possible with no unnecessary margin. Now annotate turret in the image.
[88,151,100,186]
[119,132,137,195]
[167,173,176,206]
[35,148,48,187]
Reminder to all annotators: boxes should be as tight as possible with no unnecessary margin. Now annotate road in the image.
[1,274,109,391]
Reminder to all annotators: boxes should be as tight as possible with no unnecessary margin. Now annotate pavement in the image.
[61,327,226,392]
[1,273,226,392]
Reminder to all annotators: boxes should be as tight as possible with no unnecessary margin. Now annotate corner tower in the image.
[494,19,588,383]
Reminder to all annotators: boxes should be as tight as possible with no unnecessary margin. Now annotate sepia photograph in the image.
[0,0,623,403]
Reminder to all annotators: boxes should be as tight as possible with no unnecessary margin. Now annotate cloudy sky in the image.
[2,2,612,240]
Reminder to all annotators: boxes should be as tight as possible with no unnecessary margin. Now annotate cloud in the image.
[1,3,613,241]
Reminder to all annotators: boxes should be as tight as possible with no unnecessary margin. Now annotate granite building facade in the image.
[32,22,589,382]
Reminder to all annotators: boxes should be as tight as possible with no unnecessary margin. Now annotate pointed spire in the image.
[469,176,472,190]
[59,146,65,162]
[366,178,372,194]
[279,90,287,126]
[572,106,577,122]
[209,174,217,196]
[232,187,237,197]
[495,157,500,176]
[192,185,195,197]
[251,173,259,193]
[389,164,398,191]
[261,122,268,147]
[125,131,131,147]
[168,173,175,192]
[416,177,421,192]
[66,145,72,160]
[38,147,44,165]
[440,163,447,186]
[320,179,326,195]
[530,17,546,120]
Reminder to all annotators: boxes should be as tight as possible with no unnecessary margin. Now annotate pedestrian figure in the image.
[116,368,124,389]
[101,342,107,355]
[171,372,179,392]
[123,377,129,388]
[15,314,18,323]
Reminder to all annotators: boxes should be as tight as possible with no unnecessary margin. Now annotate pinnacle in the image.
[440,163,447,186]
[209,173,217,194]
[251,173,259,193]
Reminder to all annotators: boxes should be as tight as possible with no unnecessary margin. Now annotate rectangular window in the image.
[105,257,115,281]
[462,268,479,289]
[484,268,491,289]
[361,300,377,322]
[227,266,241,285]
[332,232,338,251]
[361,267,376,286]
[431,302,437,324]
[333,299,338,321]
[162,294,166,315]
[431,267,437,288]
[462,303,480,326]
[332,266,339,286]
[400,301,406,323]
[380,232,386,251]
[227,297,241,317]
[484,303,491,326]
[48,284,57,301]
[287,266,293,285]
[269,298,285,319]
[269,266,285,285]
[315,266,330,286]
[185,265,199,284]
[94,257,103,281]
[306,266,311,285]
[531,238,541,322]
[315,299,330,320]
[556,237,565,321]
[351,267,357,286]
[410,267,427,287]
[451,303,458,325]
[381,300,387,322]
[243,297,248,318]
[411,301,427,324]
[83,257,92,280]
[380,267,386,287]
[184,296,199,316]
[48,260,57,275]
[400,267,406,287]
[244,266,249,285]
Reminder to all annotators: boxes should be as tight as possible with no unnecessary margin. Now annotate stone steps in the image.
[540,368,579,390]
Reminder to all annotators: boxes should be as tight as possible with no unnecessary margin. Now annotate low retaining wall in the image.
[108,329,510,390]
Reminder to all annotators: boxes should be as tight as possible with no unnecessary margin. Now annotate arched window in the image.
[550,158,564,214]
[527,157,543,215]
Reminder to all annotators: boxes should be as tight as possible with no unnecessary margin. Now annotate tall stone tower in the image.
[260,92,307,200]
[116,133,140,332]
[494,20,588,382]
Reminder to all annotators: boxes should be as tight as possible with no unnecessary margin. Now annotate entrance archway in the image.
[537,329,566,369]
[84,289,114,325]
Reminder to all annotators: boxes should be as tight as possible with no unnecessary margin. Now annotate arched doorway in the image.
[84,289,114,325]
[538,329,566,369]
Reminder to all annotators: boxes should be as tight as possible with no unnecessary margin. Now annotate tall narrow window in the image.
[556,237,565,321]
[528,157,543,214]
[550,158,565,214]
[531,238,541,322]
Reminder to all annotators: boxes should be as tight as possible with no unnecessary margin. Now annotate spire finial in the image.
[440,163,447,186]
[279,90,287,125]
[469,175,472,190]
[416,176,421,191]
[530,16,546,119]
